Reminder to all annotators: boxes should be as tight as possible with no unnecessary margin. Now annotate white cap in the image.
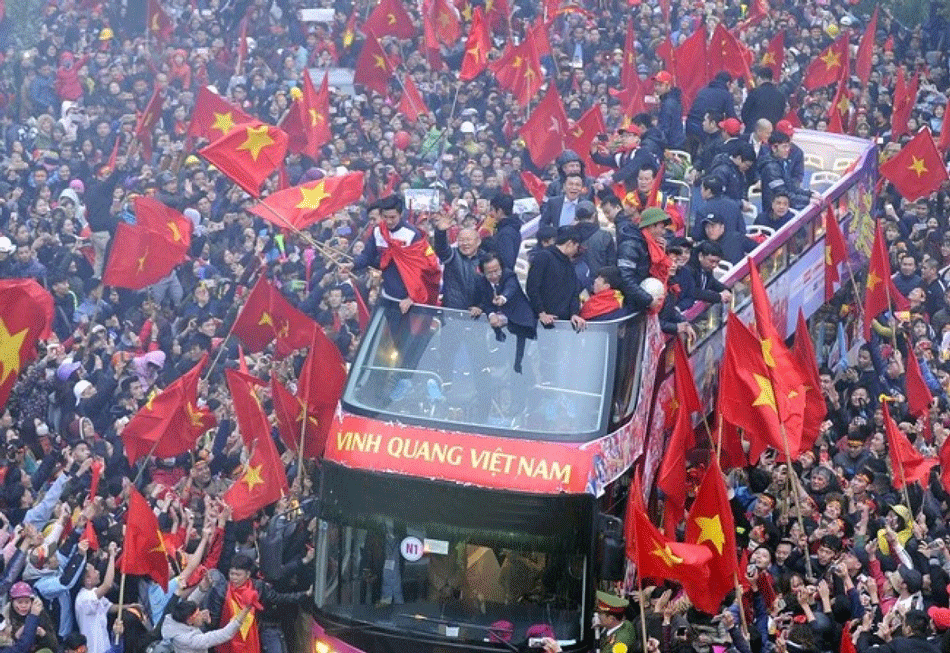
[73,380,93,403]
[0,236,13,254]
[460,121,475,134]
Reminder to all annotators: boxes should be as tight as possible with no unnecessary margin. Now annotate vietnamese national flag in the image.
[579,288,624,320]
[280,71,331,160]
[684,458,738,614]
[673,336,702,417]
[518,84,569,168]
[218,580,263,653]
[759,31,784,81]
[879,128,950,201]
[120,488,170,590]
[198,121,289,197]
[790,309,825,453]
[188,86,254,143]
[362,0,416,39]
[295,329,348,457]
[620,19,639,92]
[121,354,216,463]
[566,105,609,176]
[674,29,708,111]
[520,170,547,204]
[657,408,693,536]
[134,196,192,248]
[718,312,793,462]
[147,0,173,42]
[855,8,878,86]
[134,88,164,159]
[883,400,937,489]
[271,377,308,454]
[231,275,318,357]
[863,221,910,339]
[397,75,431,123]
[891,70,920,139]
[827,73,850,134]
[656,37,676,80]
[354,32,395,95]
[0,280,53,408]
[378,223,441,304]
[427,0,461,45]
[489,35,543,107]
[103,222,188,290]
[803,35,848,90]
[906,349,934,417]
[824,206,847,300]
[250,172,365,230]
[460,7,490,81]
[708,23,753,85]
[223,372,288,519]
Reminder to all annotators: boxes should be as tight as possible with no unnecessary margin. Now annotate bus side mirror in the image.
[598,513,626,581]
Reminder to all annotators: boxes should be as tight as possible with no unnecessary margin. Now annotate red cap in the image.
[617,123,643,136]
[776,119,795,137]
[929,607,950,630]
[653,70,674,84]
[719,117,743,136]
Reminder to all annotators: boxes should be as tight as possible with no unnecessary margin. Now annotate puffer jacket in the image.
[616,229,656,311]
[161,616,242,653]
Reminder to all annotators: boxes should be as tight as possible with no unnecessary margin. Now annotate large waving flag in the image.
[250,172,365,231]
[198,121,288,197]
[0,280,53,408]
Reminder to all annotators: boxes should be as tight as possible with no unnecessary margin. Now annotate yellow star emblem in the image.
[0,318,27,386]
[258,311,274,328]
[760,337,775,368]
[150,14,160,31]
[237,125,275,161]
[150,529,168,555]
[511,55,523,68]
[144,392,156,412]
[761,52,775,65]
[296,182,329,209]
[137,249,148,272]
[908,156,928,177]
[825,245,832,265]
[751,373,777,413]
[296,400,319,428]
[437,12,451,28]
[836,95,850,114]
[650,540,683,566]
[229,598,255,639]
[186,402,205,428]
[866,269,880,292]
[168,221,182,242]
[308,108,323,127]
[242,463,264,491]
[524,68,536,83]
[461,4,472,20]
[211,111,235,136]
[466,41,482,59]
[570,126,583,138]
[386,12,396,24]
[694,515,725,554]
[820,49,840,70]
[373,54,388,70]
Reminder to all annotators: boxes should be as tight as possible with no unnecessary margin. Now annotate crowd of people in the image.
[0,0,948,652]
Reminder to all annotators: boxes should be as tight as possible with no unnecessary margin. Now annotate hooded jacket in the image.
[160,616,242,653]
[657,87,685,150]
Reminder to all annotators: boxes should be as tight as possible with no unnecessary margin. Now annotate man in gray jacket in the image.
[162,600,251,653]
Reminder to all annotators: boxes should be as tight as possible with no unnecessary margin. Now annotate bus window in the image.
[787,222,814,264]
[609,319,645,426]
[762,246,786,283]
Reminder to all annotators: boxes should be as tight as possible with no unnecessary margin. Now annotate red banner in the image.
[327,413,590,493]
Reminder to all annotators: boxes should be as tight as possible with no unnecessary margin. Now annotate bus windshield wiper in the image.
[395,614,519,652]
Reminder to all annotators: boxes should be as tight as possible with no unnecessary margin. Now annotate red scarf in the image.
[378,223,441,305]
[643,230,672,287]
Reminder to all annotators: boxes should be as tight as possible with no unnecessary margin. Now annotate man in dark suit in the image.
[479,253,536,373]
[539,173,585,229]
[741,67,787,132]
[690,175,746,241]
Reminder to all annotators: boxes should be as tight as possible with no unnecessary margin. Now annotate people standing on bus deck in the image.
[595,591,637,653]
[478,253,536,372]
[489,193,521,271]
[574,200,617,292]
[758,132,820,211]
[775,120,805,188]
[701,213,757,265]
[526,227,587,332]
[685,72,736,157]
[617,208,670,312]
[690,176,745,242]
[677,240,734,309]
[348,194,424,314]
[540,173,587,229]
[756,190,795,231]
[741,67,787,132]
[709,142,757,210]
[653,71,685,150]
[433,212,482,311]
[581,267,629,321]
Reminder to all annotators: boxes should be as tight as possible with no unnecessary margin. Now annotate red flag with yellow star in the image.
[824,206,847,300]
[684,458,737,614]
[249,172,365,230]
[134,87,164,159]
[790,309,826,453]
[855,8,878,86]
[566,104,609,177]
[0,279,53,408]
[396,75,431,123]
[891,70,920,139]
[884,400,937,489]
[708,23,753,87]
[280,71,331,160]
[863,221,910,338]
[760,31,784,81]
[520,170,547,204]
[803,35,847,90]
[297,329,347,452]
[718,312,791,461]
[147,0,173,42]
[231,275,318,358]
[121,354,216,463]
[378,223,442,304]
[460,7,490,81]
[519,84,569,168]
[198,121,289,197]
[827,73,851,134]
[223,370,288,520]
[187,86,254,143]
[363,0,416,39]
[219,580,262,653]
[103,222,189,290]
[134,196,192,248]
[489,34,543,106]
[354,33,394,95]
[879,127,950,202]
[905,347,934,418]
[120,488,170,590]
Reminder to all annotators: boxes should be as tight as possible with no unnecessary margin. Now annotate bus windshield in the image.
[315,463,591,647]
[342,304,641,441]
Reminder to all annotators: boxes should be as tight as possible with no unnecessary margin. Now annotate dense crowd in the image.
[0,0,949,652]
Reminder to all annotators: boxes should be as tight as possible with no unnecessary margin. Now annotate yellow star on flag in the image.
[150,529,168,554]
[167,222,182,242]
[373,54,388,70]
[751,373,777,413]
[650,540,683,566]
[0,318,27,386]
[570,126,583,138]
[760,337,775,368]
[211,111,235,136]
[308,108,323,127]
[467,41,482,59]
[437,12,451,27]
[866,269,880,292]
[836,96,850,114]
[137,249,149,272]
[761,52,775,65]
[296,401,319,428]
[237,125,275,161]
[242,463,265,491]
[511,55,523,68]
[296,182,329,209]
[386,12,396,24]
[908,156,928,177]
[694,515,725,554]
[825,245,832,265]
[820,49,841,69]
[229,598,255,639]
[258,311,274,328]
[186,402,205,428]
[150,14,160,31]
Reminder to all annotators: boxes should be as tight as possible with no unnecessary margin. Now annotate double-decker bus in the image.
[306,130,878,653]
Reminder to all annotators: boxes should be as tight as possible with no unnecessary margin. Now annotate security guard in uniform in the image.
[596,590,637,653]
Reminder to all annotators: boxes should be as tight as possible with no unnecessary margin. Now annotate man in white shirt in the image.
[75,542,117,653]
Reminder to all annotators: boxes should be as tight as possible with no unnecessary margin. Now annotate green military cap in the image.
[638,207,671,229]
[596,590,629,614]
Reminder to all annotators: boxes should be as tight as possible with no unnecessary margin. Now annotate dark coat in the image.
[740,81,787,130]
[492,216,522,271]
[576,221,617,275]
[538,195,575,230]
[657,87,686,150]
[677,257,729,309]
[758,152,812,209]
[709,154,749,203]
[690,195,746,241]
[353,221,423,301]
[616,228,656,311]
[708,231,758,264]
[525,245,581,320]
[478,270,536,331]
[434,228,482,309]
[686,79,736,138]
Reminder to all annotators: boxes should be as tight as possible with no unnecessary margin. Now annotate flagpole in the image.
[295,332,317,495]
[733,573,749,640]
[255,201,353,265]
[114,571,127,645]
[780,422,814,580]
[637,577,650,653]
[883,396,915,514]
[881,257,900,351]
